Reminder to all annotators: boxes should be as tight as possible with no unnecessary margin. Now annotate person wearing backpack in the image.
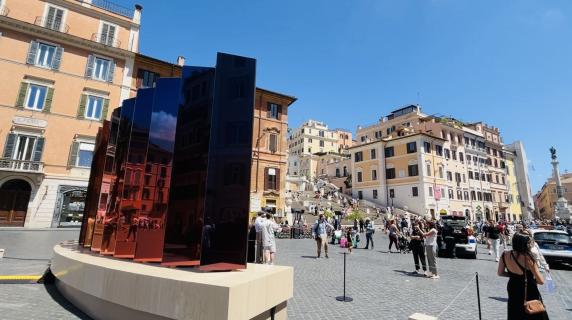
[364,217,375,249]
[312,213,333,258]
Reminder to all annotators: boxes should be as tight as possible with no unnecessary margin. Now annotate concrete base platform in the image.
[51,244,293,320]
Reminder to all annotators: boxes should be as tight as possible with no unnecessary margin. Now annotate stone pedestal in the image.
[51,244,293,320]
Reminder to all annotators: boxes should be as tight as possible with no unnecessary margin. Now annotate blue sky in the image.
[125,0,571,193]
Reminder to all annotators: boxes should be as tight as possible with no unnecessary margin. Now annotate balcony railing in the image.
[34,16,70,33]
[86,0,134,19]
[0,6,10,16]
[91,33,121,48]
[0,159,43,173]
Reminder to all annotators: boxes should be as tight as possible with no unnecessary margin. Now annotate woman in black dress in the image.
[497,233,549,320]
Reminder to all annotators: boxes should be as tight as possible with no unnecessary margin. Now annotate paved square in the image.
[0,229,571,319]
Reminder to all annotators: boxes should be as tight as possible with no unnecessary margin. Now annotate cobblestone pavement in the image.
[0,229,571,320]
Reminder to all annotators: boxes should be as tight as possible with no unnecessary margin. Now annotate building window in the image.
[373,189,378,199]
[386,168,396,179]
[36,42,56,67]
[438,166,444,179]
[88,55,114,82]
[100,22,117,46]
[459,152,464,163]
[408,165,419,176]
[85,95,104,120]
[384,147,394,158]
[319,131,325,137]
[358,191,363,200]
[469,171,474,179]
[471,191,476,200]
[269,134,278,153]
[435,145,443,156]
[446,171,452,181]
[76,142,95,167]
[354,151,363,162]
[424,141,431,153]
[428,186,433,197]
[455,172,461,183]
[372,169,377,180]
[444,148,450,159]
[137,69,160,88]
[448,189,454,199]
[389,189,395,198]
[370,149,376,159]
[357,171,363,182]
[452,150,457,161]
[412,187,418,197]
[265,167,279,190]
[477,192,483,201]
[44,5,65,31]
[464,191,469,200]
[267,103,281,120]
[406,142,417,153]
[25,84,48,111]
[457,190,463,200]
[426,163,432,176]
[319,140,324,147]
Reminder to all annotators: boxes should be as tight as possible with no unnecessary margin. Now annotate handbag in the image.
[523,255,546,315]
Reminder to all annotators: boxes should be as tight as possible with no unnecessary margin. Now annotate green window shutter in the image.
[43,88,54,113]
[2,133,16,158]
[33,137,45,162]
[101,99,110,121]
[68,141,79,167]
[85,54,95,78]
[52,46,64,70]
[107,60,115,83]
[26,41,39,65]
[77,94,87,119]
[15,82,28,108]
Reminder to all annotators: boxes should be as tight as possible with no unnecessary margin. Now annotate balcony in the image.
[76,0,134,19]
[91,33,121,48]
[0,159,43,173]
[34,16,70,33]
[0,6,9,16]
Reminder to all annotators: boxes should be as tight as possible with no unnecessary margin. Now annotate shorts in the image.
[264,245,276,253]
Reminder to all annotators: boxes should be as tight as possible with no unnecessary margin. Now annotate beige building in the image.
[535,173,572,219]
[351,105,525,222]
[0,0,141,227]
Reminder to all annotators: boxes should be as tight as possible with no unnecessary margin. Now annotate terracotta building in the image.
[0,0,141,227]
[535,173,572,219]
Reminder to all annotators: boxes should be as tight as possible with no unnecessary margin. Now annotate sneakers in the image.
[430,275,440,279]
[495,258,499,262]
[488,251,492,255]
[325,255,329,259]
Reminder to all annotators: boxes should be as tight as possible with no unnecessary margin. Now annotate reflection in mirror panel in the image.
[162,68,214,266]
[79,121,110,248]
[199,53,255,270]
[100,98,136,255]
[134,79,181,262]
[91,108,121,252]
[114,89,155,258]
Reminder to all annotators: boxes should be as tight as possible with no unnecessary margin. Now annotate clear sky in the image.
[125,0,571,193]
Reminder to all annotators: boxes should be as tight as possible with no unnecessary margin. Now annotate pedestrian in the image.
[400,217,409,236]
[353,218,358,231]
[364,218,375,249]
[488,220,502,262]
[261,213,281,265]
[424,221,439,279]
[388,220,400,253]
[497,233,548,320]
[247,217,257,263]
[410,222,428,275]
[359,218,364,233]
[254,211,266,263]
[312,213,333,258]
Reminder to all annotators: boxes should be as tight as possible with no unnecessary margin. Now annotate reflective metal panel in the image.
[114,89,155,258]
[199,53,255,270]
[79,121,110,247]
[134,79,181,262]
[100,98,136,255]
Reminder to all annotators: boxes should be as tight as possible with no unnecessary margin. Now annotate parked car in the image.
[531,229,572,265]
[438,216,477,259]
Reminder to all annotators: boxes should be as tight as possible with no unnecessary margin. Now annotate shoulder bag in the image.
[523,256,546,315]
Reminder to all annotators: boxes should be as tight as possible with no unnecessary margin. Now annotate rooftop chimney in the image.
[177,56,186,66]
[133,4,143,24]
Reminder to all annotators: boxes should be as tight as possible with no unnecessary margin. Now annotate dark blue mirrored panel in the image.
[200,53,256,270]
[114,89,155,258]
[100,98,136,255]
[163,68,215,266]
[134,79,181,262]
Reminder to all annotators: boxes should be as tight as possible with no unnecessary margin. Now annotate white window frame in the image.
[76,142,95,168]
[84,93,105,120]
[92,55,112,81]
[98,20,119,46]
[24,82,49,111]
[35,40,57,68]
[42,3,68,32]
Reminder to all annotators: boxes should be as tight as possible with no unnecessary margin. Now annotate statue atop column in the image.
[550,146,571,221]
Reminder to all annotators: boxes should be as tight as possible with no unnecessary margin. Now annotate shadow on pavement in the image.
[489,296,509,302]
[393,269,425,278]
[44,283,91,320]
[301,255,318,259]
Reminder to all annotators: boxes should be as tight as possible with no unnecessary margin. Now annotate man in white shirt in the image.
[254,211,266,263]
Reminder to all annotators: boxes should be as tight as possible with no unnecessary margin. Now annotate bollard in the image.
[475,272,482,320]
[335,252,353,302]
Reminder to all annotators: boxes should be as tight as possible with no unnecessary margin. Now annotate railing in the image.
[79,0,134,19]
[34,16,70,33]
[91,33,121,48]
[0,159,43,173]
[0,6,10,16]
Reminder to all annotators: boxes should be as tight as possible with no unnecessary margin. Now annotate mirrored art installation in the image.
[79,53,256,271]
